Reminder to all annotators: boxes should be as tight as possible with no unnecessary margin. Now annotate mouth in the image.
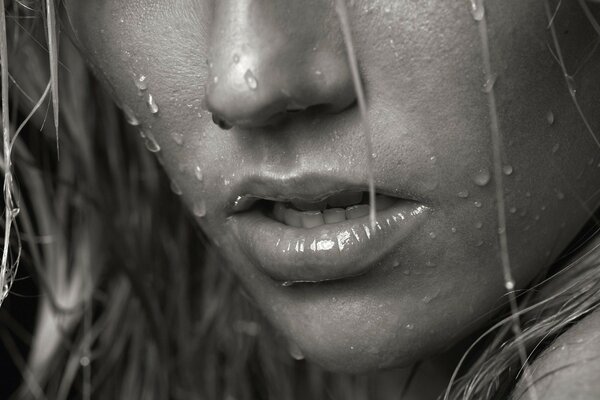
[227,187,430,285]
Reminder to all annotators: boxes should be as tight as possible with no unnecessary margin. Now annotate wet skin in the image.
[62,1,600,372]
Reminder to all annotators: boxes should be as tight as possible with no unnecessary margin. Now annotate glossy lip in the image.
[227,197,430,284]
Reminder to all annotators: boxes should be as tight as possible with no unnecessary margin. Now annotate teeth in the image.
[346,204,370,219]
[323,208,346,224]
[272,194,398,228]
[300,210,325,228]
[273,202,287,223]
[327,191,363,208]
[284,208,303,228]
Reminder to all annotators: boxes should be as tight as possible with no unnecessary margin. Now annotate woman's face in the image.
[63,0,600,372]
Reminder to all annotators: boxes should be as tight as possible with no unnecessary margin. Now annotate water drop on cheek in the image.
[469,0,485,21]
[473,168,491,187]
[474,201,482,208]
[244,69,258,90]
[193,199,207,218]
[457,190,470,199]
[194,166,204,182]
[288,342,305,360]
[143,131,161,153]
[123,105,140,126]
[171,131,184,146]
[135,74,148,91]
[546,111,555,125]
[147,93,159,114]
[170,180,183,196]
[502,165,513,176]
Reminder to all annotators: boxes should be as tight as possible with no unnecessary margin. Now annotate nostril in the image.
[211,113,233,130]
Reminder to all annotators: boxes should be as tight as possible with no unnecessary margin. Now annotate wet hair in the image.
[2,1,600,399]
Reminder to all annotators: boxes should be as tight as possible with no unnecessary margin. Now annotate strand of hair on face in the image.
[0,0,18,307]
[45,0,59,156]
[460,1,539,399]
[334,0,377,230]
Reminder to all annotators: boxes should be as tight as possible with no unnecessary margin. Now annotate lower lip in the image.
[228,201,430,284]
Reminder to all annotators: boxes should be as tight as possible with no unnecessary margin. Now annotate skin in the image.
[61,0,600,379]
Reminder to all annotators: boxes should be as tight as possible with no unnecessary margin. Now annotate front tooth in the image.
[291,199,328,211]
[346,204,370,220]
[300,210,325,228]
[273,202,286,223]
[375,195,396,211]
[284,208,303,228]
[327,191,363,208]
[323,208,346,224]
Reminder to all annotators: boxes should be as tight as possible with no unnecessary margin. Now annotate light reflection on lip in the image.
[227,200,430,284]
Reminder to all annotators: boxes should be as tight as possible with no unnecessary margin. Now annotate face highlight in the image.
[63,0,600,372]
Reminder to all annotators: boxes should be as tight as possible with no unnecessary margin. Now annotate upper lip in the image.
[226,170,424,214]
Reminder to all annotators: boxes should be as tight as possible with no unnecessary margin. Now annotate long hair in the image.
[2,1,600,399]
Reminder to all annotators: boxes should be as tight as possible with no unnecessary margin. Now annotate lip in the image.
[227,198,430,284]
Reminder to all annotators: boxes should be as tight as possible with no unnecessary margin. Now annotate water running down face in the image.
[63,0,600,372]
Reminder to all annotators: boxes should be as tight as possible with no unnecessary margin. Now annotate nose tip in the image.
[204,2,356,129]
[206,53,356,128]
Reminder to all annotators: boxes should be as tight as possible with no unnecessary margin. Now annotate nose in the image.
[205,0,356,128]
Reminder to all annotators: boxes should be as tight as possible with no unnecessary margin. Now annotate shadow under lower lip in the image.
[228,201,429,284]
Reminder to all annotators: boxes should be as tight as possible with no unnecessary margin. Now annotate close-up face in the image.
[62,0,600,372]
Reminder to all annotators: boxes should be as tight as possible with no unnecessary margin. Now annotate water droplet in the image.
[135,74,148,91]
[473,168,491,186]
[505,280,515,290]
[482,74,496,93]
[171,131,184,145]
[566,75,577,96]
[469,0,485,21]
[144,135,161,152]
[80,356,90,367]
[170,180,182,196]
[147,93,159,114]
[213,75,219,84]
[281,281,294,287]
[497,227,505,234]
[244,69,258,90]
[405,323,415,330]
[474,201,482,208]
[288,342,305,360]
[233,53,240,64]
[502,165,513,176]
[552,143,560,154]
[123,105,140,126]
[546,111,555,125]
[458,190,470,198]
[429,232,436,239]
[451,227,457,233]
[194,166,203,182]
[475,239,484,247]
[193,199,207,218]
[475,221,483,229]
[509,206,517,214]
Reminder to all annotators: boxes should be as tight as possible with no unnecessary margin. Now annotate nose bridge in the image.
[205,0,355,128]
